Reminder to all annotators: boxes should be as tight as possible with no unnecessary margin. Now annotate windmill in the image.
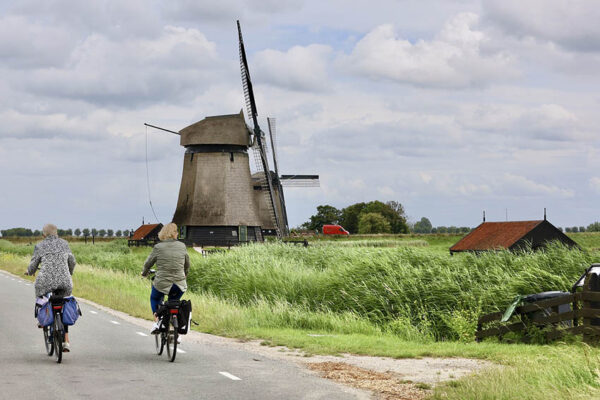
[145,22,319,246]
[238,21,319,238]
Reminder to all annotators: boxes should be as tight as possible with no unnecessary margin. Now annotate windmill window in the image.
[190,153,194,163]
[232,230,238,236]
[230,152,234,162]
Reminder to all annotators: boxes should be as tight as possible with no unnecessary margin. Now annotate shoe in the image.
[150,321,161,335]
[63,342,70,352]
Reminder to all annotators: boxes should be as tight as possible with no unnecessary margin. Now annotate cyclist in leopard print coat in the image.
[27,224,76,298]
[26,224,77,351]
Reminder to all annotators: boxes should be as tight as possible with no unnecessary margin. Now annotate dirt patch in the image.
[308,362,429,400]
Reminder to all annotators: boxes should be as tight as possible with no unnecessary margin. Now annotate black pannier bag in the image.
[177,300,192,335]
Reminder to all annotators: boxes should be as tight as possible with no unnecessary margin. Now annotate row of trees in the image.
[0,228,133,238]
[300,201,409,234]
[411,217,471,234]
[411,217,600,234]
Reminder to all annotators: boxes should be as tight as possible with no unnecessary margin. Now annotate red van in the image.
[322,225,349,235]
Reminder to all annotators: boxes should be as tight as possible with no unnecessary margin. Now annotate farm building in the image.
[449,219,578,255]
[128,223,163,247]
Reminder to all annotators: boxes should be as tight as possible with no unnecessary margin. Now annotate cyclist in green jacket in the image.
[141,223,189,334]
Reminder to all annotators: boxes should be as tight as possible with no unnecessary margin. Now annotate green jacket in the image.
[142,239,190,294]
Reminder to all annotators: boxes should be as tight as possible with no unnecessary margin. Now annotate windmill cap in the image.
[179,111,250,147]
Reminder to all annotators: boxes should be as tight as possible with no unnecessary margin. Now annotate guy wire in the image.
[145,125,161,224]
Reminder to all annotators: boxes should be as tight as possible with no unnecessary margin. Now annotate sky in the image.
[1,0,600,232]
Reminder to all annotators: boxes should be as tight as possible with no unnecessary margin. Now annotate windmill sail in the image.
[238,20,283,238]
[268,118,289,236]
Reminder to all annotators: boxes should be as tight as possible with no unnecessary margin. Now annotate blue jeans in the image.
[150,284,184,314]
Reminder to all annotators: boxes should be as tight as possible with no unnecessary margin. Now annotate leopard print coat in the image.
[27,235,76,297]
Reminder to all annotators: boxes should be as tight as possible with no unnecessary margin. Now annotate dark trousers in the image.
[150,284,184,314]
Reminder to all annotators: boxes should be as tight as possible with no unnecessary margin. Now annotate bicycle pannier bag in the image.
[177,300,192,335]
[62,296,82,326]
[37,300,54,327]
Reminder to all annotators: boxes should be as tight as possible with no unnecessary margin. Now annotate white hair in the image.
[42,224,58,237]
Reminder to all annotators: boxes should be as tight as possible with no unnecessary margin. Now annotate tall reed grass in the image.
[2,239,594,340]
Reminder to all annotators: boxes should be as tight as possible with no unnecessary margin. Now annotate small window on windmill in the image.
[178,226,187,240]
[239,225,247,242]
[232,230,238,237]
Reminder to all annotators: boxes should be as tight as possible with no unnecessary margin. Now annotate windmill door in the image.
[239,225,248,242]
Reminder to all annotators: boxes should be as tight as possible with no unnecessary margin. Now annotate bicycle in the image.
[148,270,180,362]
[36,295,66,363]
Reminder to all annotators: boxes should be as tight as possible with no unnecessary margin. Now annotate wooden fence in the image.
[476,278,600,344]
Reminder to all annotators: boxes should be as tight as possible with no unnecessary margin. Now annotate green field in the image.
[2,233,600,399]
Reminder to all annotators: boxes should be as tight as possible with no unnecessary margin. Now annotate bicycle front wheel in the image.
[53,319,63,363]
[43,326,54,356]
[166,315,178,362]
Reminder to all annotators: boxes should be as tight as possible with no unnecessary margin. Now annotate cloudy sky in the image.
[1,0,600,232]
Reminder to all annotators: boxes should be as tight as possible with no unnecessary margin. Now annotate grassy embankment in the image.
[2,234,600,399]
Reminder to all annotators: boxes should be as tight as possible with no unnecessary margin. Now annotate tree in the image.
[115,230,122,237]
[437,226,448,233]
[579,226,586,233]
[339,202,366,234]
[91,228,98,237]
[302,205,342,231]
[358,212,391,234]
[82,228,90,237]
[363,201,409,233]
[338,200,409,234]
[98,229,106,237]
[0,228,34,237]
[74,229,81,237]
[571,227,579,233]
[125,228,132,237]
[107,229,114,237]
[565,227,572,233]
[413,217,433,233]
[33,230,41,236]
[587,222,600,232]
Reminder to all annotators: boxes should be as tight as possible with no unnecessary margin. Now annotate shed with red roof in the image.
[449,219,578,254]
[128,223,163,247]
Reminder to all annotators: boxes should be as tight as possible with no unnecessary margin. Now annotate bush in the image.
[358,212,391,234]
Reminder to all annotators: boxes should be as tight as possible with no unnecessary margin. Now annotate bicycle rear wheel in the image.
[43,326,54,356]
[166,315,178,362]
[53,318,63,363]
[155,328,165,355]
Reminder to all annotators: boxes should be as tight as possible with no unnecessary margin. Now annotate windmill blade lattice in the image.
[238,20,282,238]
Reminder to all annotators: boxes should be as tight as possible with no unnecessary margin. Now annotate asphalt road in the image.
[0,270,365,400]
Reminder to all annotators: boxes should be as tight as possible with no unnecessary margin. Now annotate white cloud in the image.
[253,44,332,92]
[377,186,395,197]
[484,0,600,52]
[501,173,574,198]
[589,177,600,194]
[343,13,516,88]
[457,103,584,142]
[17,26,221,107]
[419,172,432,184]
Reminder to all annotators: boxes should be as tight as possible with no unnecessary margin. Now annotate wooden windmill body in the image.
[172,112,265,246]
